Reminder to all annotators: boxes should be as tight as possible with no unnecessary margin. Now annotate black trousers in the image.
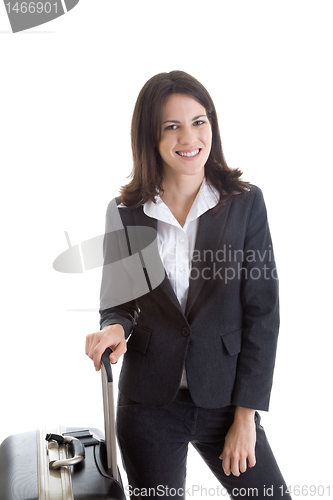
[116,389,292,500]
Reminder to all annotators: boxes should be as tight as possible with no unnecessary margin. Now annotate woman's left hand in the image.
[219,406,257,477]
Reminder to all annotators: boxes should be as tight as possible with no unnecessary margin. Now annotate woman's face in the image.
[158,93,212,182]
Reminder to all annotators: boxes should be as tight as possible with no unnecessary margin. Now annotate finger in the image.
[239,456,247,474]
[230,456,241,477]
[220,456,231,476]
[85,333,99,359]
[92,339,114,371]
[109,340,127,364]
[85,334,92,357]
[248,452,256,468]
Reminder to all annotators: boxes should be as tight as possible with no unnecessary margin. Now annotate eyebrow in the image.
[162,114,207,125]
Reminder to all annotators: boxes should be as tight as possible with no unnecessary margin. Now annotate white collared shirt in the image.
[144,177,220,312]
[143,177,220,388]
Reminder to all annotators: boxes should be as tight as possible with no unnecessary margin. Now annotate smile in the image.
[176,149,201,158]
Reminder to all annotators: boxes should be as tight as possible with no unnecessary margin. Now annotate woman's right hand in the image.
[85,324,127,371]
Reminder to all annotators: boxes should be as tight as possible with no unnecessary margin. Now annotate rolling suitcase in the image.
[0,349,126,500]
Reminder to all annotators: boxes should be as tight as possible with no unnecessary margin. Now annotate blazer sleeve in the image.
[99,199,139,338]
[231,186,280,411]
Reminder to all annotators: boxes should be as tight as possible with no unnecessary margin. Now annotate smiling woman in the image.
[85,71,292,500]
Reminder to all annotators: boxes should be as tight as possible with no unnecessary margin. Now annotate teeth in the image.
[177,149,200,157]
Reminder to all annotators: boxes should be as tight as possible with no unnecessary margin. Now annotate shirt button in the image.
[179,238,185,243]
[181,327,190,337]
[179,267,185,273]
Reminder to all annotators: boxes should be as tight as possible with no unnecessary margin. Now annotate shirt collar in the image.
[143,177,220,227]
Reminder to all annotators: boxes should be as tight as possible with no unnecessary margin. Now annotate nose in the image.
[178,124,196,146]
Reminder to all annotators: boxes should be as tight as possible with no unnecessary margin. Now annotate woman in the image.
[85,71,291,499]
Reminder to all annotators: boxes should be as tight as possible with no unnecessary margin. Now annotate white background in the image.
[1,1,332,498]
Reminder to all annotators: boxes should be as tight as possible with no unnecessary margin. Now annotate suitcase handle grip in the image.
[45,433,85,469]
[101,347,113,382]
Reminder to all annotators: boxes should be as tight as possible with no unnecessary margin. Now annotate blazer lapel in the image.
[185,201,232,317]
[131,207,185,318]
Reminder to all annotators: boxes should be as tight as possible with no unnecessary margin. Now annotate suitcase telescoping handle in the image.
[101,347,119,482]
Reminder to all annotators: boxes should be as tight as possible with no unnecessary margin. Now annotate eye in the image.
[165,124,178,130]
[193,120,205,126]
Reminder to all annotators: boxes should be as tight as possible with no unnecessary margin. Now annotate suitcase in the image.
[0,349,126,500]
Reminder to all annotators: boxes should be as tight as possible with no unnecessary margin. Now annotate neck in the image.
[160,171,205,208]
[160,171,205,227]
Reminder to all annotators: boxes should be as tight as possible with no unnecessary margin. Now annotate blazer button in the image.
[181,327,190,337]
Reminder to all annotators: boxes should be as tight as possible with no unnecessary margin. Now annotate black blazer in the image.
[100,185,279,411]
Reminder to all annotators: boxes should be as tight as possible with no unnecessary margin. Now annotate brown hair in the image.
[119,70,249,208]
